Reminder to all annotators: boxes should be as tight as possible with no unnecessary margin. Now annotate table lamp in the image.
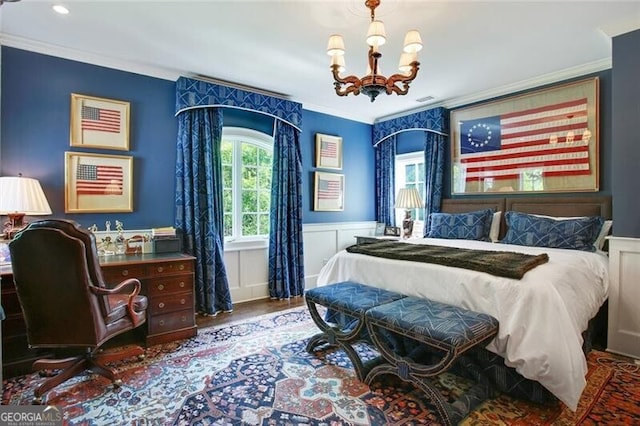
[395,187,424,239]
[0,175,52,239]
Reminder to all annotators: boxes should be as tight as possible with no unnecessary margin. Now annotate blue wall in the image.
[612,29,640,238]
[0,47,377,229]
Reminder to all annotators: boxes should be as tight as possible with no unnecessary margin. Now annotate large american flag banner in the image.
[76,164,123,195]
[81,105,121,133]
[459,98,591,182]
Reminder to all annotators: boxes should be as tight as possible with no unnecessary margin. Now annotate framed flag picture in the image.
[314,171,344,211]
[450,77,599,195]
[70,93,130,151]
[65,152,133,213]
[315,133,343,170]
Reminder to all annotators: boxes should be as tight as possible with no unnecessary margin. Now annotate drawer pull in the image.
[179,264,185,271]
[159,320,165,326]
[181,316,187,322]
[121,270,129,276]
[158,302,165,309]
[180,299,186,305]
[157,284,165,291]
[179,281,185,288]
[157,266,164,273]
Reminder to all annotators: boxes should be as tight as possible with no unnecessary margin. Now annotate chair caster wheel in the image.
[32,397,43,405]
[113,379,123,388]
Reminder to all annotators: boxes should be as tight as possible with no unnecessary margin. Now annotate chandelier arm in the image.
[385,62,420,95]
[331,65,362,96]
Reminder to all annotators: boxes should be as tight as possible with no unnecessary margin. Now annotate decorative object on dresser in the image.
[64,151,133,213]
[326,0,422,102]
[395,187,423,238]
[8,219,147,403]
[0,175,52,239]
[70,93,130,151]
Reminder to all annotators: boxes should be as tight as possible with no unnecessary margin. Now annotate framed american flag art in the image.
[65,152,133,213]
[314,171,344,211]
[315,133,343,170]
[70,93,130,151]
[450,77,599,195]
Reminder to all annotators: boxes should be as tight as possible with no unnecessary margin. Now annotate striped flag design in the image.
[459,98,591,182]
[76,164,123,195]
[81,105,121,133]
[318,178,341,199]
[320,140,337,158]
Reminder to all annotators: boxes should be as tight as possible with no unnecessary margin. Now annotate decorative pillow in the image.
[427,209,494,241]
[594,220,613,251]
[501,211,604,252]
[489,211,502,243]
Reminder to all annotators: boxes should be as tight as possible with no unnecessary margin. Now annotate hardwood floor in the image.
[196,296,306,329]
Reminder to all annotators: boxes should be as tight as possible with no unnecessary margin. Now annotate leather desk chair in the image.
[9,219,148,404]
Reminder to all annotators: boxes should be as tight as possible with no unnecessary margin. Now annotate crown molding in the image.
[0,34,181,81]
[375,58,612,123]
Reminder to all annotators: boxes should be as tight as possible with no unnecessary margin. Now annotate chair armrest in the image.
[90,278,145,327]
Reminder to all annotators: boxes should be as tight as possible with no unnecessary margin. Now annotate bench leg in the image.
[305,299,380,381]
[364,322,495,426]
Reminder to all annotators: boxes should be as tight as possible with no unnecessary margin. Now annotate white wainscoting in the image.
[224,221,376,303]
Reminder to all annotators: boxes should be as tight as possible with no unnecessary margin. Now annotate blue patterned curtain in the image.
[174,108,232,315]
[268,121,305,299]
[423,132,446,235]
[375,135,397,226]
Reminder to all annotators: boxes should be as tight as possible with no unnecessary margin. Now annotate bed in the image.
[316,195,611,411]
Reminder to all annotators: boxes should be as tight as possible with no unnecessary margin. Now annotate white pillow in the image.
[489,211,502,243]
[529,214,611,251]
[594,220,613,251]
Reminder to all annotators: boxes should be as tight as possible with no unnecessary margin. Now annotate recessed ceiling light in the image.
[52,4,69,14]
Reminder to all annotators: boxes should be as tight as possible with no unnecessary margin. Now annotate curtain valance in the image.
[373,106,448,146]
[175,77,303,131]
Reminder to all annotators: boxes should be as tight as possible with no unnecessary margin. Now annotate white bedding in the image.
[316,238,609,411]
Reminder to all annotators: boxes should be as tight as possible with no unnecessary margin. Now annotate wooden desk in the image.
[1,252,197,378]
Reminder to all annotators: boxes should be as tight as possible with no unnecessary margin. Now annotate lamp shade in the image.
[0,176,52,215]
[394,187,423,210]
[327,34,346,56]
[366,20,387,47]
[402,30,423,53]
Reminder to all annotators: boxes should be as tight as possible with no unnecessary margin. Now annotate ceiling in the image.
[1,0,639,123]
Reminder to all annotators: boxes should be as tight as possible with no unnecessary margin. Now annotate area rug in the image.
[2,307,639,425]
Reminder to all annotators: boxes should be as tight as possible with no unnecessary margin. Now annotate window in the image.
[395,152,425,237]
[221,127,273,242]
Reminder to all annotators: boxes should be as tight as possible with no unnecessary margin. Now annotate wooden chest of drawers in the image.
[1,252,197,378]
[100,253,197,346]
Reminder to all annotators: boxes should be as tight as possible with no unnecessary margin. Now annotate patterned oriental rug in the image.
[2,307,639,425]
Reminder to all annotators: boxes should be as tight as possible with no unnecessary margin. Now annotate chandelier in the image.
[326,0,423,102]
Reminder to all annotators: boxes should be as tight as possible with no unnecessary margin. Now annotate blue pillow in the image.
[501,211,604,252]
[427,209,494,241]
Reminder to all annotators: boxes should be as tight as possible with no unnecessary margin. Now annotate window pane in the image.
[224,213,233,237]
[242,166,257,189]
[242,143,258,166]
[258,149,272,167]
[258,190,270,212]
[221,141,233,164]
[418,162,425,180]
[222,165,233,188]
[223,189,233,213]
[242,190,257,212]
[258,167,271,190]
[242,213,257,235]
[258,214,270,235]
[405,164,416,183]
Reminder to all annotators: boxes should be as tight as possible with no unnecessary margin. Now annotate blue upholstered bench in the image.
[364,296,499,426]
[305,282,406,380]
